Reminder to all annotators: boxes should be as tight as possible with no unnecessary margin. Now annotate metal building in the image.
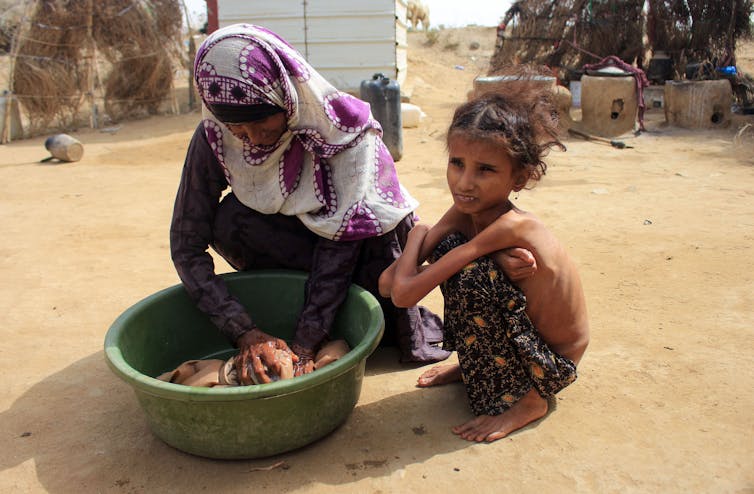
[206,0,408,93]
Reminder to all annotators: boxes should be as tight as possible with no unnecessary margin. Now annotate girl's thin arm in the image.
[391,214,529,307]
[468,212,534,258]
[391,226,484,307]
[378,207,463,297]
[418,206,465,261]
[390,224,434,307]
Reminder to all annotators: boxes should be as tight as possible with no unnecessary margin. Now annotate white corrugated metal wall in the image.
[217,0,407,93]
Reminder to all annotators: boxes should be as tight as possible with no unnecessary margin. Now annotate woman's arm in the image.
[497,247,538,281]
[292,236,363,362]
[170,125,255,343]
[172,126,304,383]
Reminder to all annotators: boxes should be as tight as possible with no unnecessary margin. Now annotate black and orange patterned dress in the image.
[430,233,577,416]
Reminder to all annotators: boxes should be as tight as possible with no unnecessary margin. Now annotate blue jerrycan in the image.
[360,73,403,161]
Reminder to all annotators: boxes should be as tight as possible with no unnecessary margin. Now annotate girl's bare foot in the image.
[451,389,548,442]
[417,363,462,387]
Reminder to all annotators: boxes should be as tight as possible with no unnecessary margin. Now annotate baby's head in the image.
[447,73,565,188]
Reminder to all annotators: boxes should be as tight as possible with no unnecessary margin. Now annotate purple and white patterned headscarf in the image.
[194,24,417,241]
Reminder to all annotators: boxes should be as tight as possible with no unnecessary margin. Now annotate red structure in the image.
[206,0,218,33]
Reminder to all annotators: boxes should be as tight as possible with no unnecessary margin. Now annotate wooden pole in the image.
[85,0,97,128]
[727,0,736,65]
[181,0,197,112]
[2,0,36,144]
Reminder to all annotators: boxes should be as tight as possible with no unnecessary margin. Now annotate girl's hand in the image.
[499,247,537,281]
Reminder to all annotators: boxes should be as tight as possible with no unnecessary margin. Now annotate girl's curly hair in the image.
[447,67,565,188]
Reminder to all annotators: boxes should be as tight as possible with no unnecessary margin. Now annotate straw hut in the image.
[1,0,185,142]
[491,0,753,85]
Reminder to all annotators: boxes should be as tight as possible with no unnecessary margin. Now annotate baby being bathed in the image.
[380,79,589,442]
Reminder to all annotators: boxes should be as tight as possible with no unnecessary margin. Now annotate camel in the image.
[407,0,430,31]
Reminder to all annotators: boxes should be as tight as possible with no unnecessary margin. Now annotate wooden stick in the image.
[2,0,36,144]
[245,460,289,472]
[85,0,98,129]
[568,128,631,149]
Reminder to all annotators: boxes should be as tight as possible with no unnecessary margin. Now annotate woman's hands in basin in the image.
[236,328,299,384]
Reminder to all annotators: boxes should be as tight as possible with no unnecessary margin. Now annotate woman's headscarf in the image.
[194,24,418,241]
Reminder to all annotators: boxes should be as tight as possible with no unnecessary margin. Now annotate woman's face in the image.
[225,112,288,146]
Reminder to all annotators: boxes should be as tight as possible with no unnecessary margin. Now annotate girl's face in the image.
[446,133,527,221]
[225,112,288,146]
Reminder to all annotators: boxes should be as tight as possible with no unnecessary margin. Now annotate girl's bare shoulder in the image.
[493,207,545,234]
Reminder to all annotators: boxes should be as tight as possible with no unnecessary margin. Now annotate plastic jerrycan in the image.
[360,73,403,161]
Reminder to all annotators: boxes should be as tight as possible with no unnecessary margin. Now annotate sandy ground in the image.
[1,27,753,493]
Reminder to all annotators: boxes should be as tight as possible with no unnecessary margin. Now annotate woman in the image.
[170,24,452,384]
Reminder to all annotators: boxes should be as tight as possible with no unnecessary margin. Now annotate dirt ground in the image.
[1,27,753,493]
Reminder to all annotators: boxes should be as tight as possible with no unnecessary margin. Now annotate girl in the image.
[380,86,589,442]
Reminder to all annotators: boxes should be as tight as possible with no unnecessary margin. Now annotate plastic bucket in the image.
[104,270,384,459]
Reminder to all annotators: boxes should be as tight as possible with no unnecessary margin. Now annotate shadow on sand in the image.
[0,347,549,491]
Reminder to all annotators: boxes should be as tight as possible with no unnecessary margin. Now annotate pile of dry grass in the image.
[10,0,183,134]
[648,0,753,75]
[490,0,753,83]
[490,0,645,81]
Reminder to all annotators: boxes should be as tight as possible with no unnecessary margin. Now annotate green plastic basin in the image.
[104,270,384,459]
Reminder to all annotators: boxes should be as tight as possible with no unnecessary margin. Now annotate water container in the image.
[717,66,737,76]
[360,73,403,161]
[401,102,425,128]
[716,66,738,82]
[569,80,582,108]
[44,133,84,162]
[647,55,673,84]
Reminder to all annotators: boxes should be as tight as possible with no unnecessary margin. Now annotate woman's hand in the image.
[235,328,299,384]
[499,247,537,281]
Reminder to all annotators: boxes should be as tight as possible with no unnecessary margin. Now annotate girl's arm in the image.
[469,212,530,255]
[390,213,532,307]
[389,224,433,306]
[391,225,483,307]
[468,213,538,279]
[378,207,464,297]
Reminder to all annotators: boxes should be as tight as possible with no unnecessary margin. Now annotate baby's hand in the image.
[499,247,537,281]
